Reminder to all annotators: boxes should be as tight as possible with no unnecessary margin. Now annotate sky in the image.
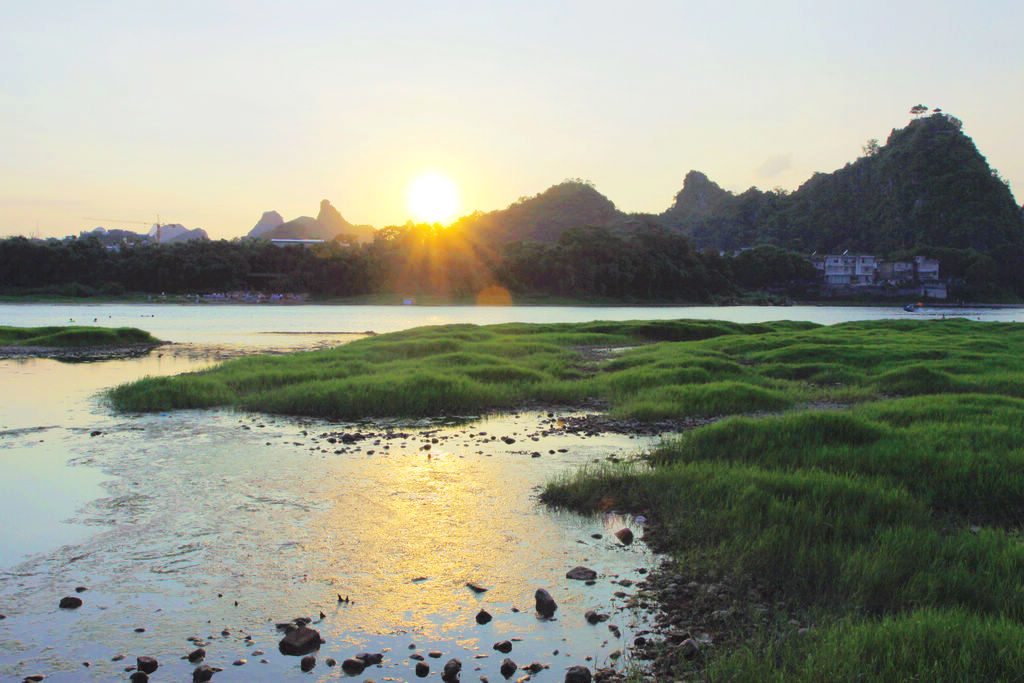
[1,0,1021,240]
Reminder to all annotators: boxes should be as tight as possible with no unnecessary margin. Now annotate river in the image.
[2,303,1022,681]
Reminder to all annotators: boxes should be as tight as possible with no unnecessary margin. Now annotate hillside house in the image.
[811,253,946,298]
[811,254,877,285]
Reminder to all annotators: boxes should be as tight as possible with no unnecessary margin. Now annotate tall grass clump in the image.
[707,609,1024,683]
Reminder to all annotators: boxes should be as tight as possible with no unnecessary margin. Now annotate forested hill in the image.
[450,180,626,244]
[661,113,1024,257]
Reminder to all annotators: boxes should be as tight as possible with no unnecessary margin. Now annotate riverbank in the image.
[107,317,1024,679]
[5,289,1019,308]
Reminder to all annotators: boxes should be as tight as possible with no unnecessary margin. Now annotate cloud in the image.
[755,154,793,179]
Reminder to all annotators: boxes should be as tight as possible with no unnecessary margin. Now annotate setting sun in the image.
[408,173,458,224]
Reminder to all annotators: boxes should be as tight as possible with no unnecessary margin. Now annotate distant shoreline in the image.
[1,295,1022,309]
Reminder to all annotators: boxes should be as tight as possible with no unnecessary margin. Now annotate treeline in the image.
[0,227,814,302]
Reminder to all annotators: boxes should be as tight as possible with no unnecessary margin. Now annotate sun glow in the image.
[408,173,458,224]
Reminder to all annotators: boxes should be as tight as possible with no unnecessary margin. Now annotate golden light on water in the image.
[408,173,458,224]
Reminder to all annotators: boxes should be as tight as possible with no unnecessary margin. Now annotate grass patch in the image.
[708,608,1024,682]
[539,318,1024,679]
[0,325,161,348]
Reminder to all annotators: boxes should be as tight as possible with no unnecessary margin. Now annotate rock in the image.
[476,609,492,624]
[680,638,700,660]
[565,665,592,683]
[232,659,246,666]
[500,658,518,678]
[584,610,608,624]
[356,652,384,666]
[300,655,316,672]
[466,582,489,593]
[535,588,558,617]
[129,673,148,683]
[192,664,222,682]
[614,528,634,545]
[74,586,88,593]
[428,651,443,658]
[278,625,323,655]
[411,653,425,661]
[90,430,102,437]
[566,566,597,581]
[501,436,515,444]
[59,596,83,609]
[136,656,158,674]
[415,661,430,677]
[22,677,45,683]
[325,657,336,666]
[186,648,206,663]
[341,658,365,674]
[493,640,512,653]
[442,657,462,681]
[525,662,544,673]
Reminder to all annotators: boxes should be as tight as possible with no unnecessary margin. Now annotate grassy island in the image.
[0,325,162,351]
[109,318,1024,679]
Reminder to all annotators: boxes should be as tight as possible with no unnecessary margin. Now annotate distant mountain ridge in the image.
[251,200,375,243]
[659,113,1024,255]
[450,180,627,244]
[247,211,283,238]
[147,223,209,243]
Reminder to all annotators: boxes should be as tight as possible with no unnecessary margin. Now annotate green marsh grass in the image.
[0,325,160,348]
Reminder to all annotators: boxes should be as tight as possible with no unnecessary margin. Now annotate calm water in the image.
[5,301,1024,348]
[2,303,1023,681]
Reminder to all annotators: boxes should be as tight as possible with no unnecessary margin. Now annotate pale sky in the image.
[1,1,1021,240]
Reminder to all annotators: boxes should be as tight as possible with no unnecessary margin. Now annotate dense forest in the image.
[0,227,814,302]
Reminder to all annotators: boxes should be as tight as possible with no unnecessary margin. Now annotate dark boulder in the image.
[415,661,430,677]
[565,665,592,683]
[136,656,158,674]
[614,528,634,545]
[186,648,206,663]
[192,664,222,682]
[565,566,597,581]
[500,658,518,678]
[300,655,316,672]
[493,640,512,653]
[59,596,83,609]
[476,609,492,625]
[535,588,557,617]
[442,657,462,681]
[129,673,148,683]
[356,652,383,666]
[341,658,365,674]
[278,625,323,656]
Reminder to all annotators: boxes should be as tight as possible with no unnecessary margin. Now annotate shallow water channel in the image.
[0,342,658,682]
